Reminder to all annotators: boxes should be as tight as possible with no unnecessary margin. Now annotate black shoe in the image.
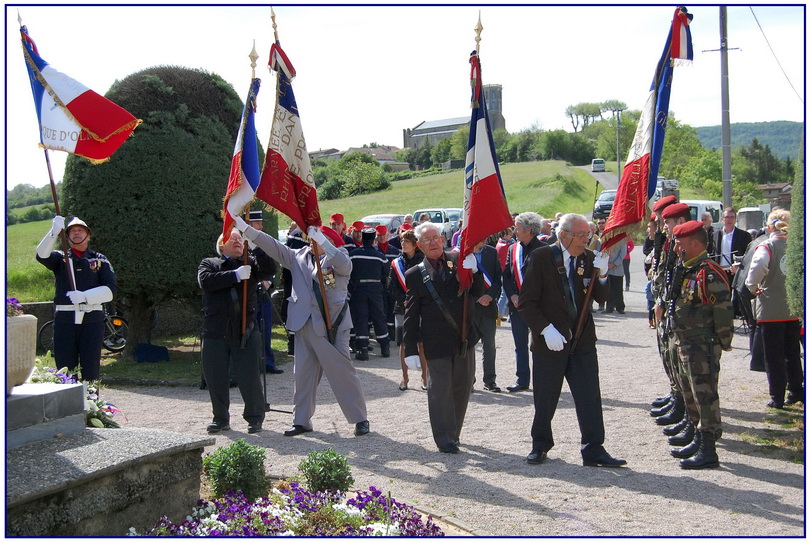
[668,421,695,446]
[527,450,547,464]
[767,400,785,409]
[663,416,689,436]
[207,422,230,433]
[617,310,626,314]
[284,424,313,437]
[671,430,702,459]
[248,423,263,434]
[265,367,284,374]
[380,344,390,358]
[507,383,529,392]
[354,420,370,436]
[199,378,207,390]
[785,393,804,406]
[583,451,627,467]
[484,383,502,393]
[651,394,672,408]
[650,399,674,417]
[438,443,460,454]
[355,348,369,361]
[655,398,685,425]
[680,431,719,470]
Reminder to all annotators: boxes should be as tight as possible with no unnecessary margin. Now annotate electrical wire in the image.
[749,7,804,105]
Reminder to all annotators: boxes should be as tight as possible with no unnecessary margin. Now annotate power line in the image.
[749,7,804,105]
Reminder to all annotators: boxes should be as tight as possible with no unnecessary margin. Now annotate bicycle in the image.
[38,303,129,354]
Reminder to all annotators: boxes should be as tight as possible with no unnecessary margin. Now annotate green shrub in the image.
[202,439,267,501]
[298,448,354,493]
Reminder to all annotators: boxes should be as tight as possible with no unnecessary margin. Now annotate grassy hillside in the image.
[6,219,55,302]
[695,121,803,161]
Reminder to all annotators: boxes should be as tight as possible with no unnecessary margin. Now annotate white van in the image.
[591,158,606,172]
[681,200,724,229]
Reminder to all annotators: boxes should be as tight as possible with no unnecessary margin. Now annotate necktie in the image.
[568,256,577,311]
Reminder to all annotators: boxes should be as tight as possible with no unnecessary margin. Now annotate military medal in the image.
[323,267,336,289]
[577,265,584,276]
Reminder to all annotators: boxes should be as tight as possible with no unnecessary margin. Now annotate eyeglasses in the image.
[420,237,443,245]
[566,231,590,239]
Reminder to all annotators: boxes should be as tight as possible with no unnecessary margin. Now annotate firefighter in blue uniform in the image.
[36,216,117,382]
[349,228,391,360]
[248,210,281,373]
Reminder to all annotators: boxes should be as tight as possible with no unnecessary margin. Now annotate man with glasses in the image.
[518,213,625,467]
[712,208,752,274]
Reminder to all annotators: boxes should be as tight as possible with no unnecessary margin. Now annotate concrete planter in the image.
[7,314,38,396]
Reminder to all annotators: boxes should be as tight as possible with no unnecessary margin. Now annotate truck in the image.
[737,204,770,232]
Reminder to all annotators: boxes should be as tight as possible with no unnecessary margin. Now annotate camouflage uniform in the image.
[651,236,684,402]
[667,251,733,439]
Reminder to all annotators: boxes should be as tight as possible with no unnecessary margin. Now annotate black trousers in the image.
[606,275,625,312]
[761,320,804,402]
[473,312,497,385]
[531,345,606,457]
[201,330,266,426]
[427,349,475,449]
[349,284,389,348]
[54,318,104,381]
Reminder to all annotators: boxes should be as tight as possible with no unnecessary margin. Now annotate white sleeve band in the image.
[83,286,114,305]
[36,231,58,259]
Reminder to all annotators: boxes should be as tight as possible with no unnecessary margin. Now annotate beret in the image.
[329,212,344,223]
[319,225,344,247]
[661,202,691,220]
[673,220,704,239]
[375,224,388,235]
[400,222,413,232]
[351,220,366,230]
[652,195,678,213]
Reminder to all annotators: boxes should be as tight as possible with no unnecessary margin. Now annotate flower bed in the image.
[131,484,445,537]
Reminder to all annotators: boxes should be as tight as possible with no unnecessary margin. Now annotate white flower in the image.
[361,521,400,536]
[332,502,363,517]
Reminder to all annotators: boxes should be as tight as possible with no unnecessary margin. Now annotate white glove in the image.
[404,355,422,370]
[232,215,248,233]
[307,226,327,246]
[462,254,478,272]
[234,265,251,281]
[541,323,567,351]
[67,290,87,305]
[51,215,65,235]
[593,251,609,274]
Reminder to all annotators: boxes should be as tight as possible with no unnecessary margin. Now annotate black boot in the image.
[380,343,390,358]
[651,393,672,408]
[680,431,719,469]
[668,420,695,446]
[355,348,369,361]
[655,397,685,425]
[670,429,702,459]
[287,334,295,355]
[650,398,674,417]
[663,414,689,436]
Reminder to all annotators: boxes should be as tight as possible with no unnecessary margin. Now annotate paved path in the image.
[103,253,804,537]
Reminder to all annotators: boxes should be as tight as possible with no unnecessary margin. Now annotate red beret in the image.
[375,224,388,236]
[351,220,365,230]
[661,202,691,220]
[319,225,344,247]
[400,222,413,232]
[652,195,678,213]
[673,220,704,239]
[329,213,344,223]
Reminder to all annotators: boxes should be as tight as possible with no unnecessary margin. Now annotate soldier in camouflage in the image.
[667,220,734,469]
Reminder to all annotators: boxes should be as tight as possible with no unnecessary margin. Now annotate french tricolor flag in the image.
[601,6,692,252]
[256,43,321,229]
[20,24,139,164]
[222,78,261,242]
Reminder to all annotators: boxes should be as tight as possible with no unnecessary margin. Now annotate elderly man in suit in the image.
[232,214,370,438]
[518,213,625,467]
[403,222,484,453]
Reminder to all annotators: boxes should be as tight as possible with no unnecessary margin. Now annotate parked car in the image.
[592,189,616,220]
[591,158,606,172]
[412,208,453,246]
[681,200,724,230]
[445,208,463,236]
[359,214,406,240]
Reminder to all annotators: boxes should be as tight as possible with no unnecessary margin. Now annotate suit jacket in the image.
[712,226,752,267]
[473,245,502,320]
[502,237,547,312]
[517,245,609,357]
[403,251,485,360]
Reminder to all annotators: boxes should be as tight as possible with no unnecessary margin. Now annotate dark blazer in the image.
[712,226,752,267]
[502,237,547,312]
[517,245,609,357]
[403,251,485,360]
[474,245,502,320]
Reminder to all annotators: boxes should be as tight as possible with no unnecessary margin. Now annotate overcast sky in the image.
[5,3,806,189]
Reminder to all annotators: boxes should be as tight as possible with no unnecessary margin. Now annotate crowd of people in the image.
[36,200,802,469]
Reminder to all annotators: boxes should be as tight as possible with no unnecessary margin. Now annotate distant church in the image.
[402,84,506,149]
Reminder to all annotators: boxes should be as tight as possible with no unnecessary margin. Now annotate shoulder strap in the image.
[418,261,459,333]
[549,244,577,322]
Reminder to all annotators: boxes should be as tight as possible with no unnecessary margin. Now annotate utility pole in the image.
[719,6,733,207]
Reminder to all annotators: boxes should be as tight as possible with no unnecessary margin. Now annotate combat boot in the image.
[668,420,695,446]
[380,343,390,358]
[680,431,719,469]
[655,397,685,425]
[355,348,369,361]
[650,398,674,417]
[663,414,689,436]
[651,393,672,408]
[670,429,702,459]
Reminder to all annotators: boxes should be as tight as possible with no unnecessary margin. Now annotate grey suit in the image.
[245,227,368,429]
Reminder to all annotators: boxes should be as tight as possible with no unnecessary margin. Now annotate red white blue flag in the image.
[20,24,140,163]
[457,49,513,292]
[256,43,321,229]
[601,6,693,252]
[222,78,261,242]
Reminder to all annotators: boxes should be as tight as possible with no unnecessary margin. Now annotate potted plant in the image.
[6,297,38,395]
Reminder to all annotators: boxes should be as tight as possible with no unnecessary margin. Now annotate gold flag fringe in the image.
[599,207,652,255]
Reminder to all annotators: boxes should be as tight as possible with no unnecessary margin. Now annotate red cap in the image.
[329,212,344,224]
[661,202,691,220]
[318,225,344,247]
[400,223,413,232]
[351,220,365,231]
[673,220,704,239]
[375,224,388,236]
[652,195,678,213]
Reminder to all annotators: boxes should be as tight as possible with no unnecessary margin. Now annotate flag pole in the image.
[43,149,77,292]
[240,42,260,343]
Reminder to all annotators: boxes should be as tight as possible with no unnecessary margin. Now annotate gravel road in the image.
[102,254,804,537]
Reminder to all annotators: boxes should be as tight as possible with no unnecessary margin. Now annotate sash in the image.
[393,256,408,292]
[512,243,524,291]
[476,252,493,289]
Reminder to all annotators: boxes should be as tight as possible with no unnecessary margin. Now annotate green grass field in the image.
[6,219,55,302]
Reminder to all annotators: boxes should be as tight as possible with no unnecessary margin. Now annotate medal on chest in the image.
[322,266,337,289]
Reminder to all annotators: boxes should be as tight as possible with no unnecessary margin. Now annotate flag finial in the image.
[271,7,280,43]
[17,9,22,26]
[250,40,258,78]
[474,12,483,53]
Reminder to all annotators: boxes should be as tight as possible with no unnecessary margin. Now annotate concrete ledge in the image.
[6,427,214,537]
[7,413,86,450]
[7,382,85,431]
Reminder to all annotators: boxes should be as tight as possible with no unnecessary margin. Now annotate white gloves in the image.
[234,265,251,281]
[67,290,87,305]
[51,215,65,235]
[404,355,422,370]
[462,254,478,272]
[541,323,567,351]
[232,215,248,233]
[593,251,609,274]
[307,226,327,246]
